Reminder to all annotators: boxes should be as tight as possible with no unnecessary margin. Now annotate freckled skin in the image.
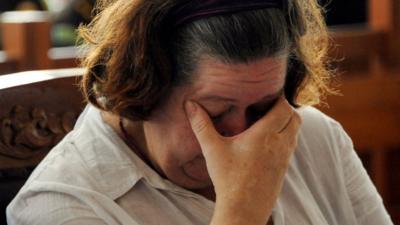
[128,55,288,196]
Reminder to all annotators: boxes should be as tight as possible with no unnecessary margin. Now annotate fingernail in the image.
[185,101,197,118]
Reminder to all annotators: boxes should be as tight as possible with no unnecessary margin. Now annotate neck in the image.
[101,111,149,162]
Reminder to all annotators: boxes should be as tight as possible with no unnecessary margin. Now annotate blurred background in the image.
[0,0,94,47]
[0,0,399,224]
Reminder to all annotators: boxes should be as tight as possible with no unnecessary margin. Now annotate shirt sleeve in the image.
[6,189,107,225]
[334,122,394,225]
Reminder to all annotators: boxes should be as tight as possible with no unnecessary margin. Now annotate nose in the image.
[216,114,249,137]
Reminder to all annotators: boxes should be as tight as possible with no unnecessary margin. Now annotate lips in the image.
[183,155,211,182]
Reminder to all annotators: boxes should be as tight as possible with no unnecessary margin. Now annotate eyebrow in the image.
[197,95,236,103]
[198,88,284,104]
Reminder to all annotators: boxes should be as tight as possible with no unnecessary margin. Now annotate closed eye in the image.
[209,106,233,123]
[211,114,223,123]
[246,101,276,124]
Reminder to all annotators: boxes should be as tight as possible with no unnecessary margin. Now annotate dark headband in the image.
[171,0,286,28]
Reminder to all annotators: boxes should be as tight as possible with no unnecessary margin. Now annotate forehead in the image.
[188,56,288,99]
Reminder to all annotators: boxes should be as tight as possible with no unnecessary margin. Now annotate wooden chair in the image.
[322,0,400,221]
[0,11,80,74]
[0,68,85,223]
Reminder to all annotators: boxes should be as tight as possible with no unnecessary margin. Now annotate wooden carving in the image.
[0,105,78,160]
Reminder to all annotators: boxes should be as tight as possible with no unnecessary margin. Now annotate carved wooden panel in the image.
[0,105,78,159]
[0,75,84,169]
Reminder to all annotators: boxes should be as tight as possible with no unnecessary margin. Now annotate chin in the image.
[170,172,213,190]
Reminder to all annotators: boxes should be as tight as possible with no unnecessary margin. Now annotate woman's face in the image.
[142,55,288,191]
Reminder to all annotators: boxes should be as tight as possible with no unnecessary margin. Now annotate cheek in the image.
[167,122,202,163]
[145,112,202,167]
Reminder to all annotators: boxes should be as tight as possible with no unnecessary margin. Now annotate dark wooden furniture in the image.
[0,68,85,223]
[319,0,400,222]
[0,51,17,75]
[0,11,81,74]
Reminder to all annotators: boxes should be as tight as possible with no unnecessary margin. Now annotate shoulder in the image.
[295,106,354,165]
[7,106,143,223]
[6,188,105,225]
[297,106,351,146]
[22,120,141,198]
[7,105,143,223]
[298,106,342,133]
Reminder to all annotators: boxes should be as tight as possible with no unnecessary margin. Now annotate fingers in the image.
[247,96,295,135]
[280,110,302,134]
[277,112,294,134]
[185,101,221,150]
[279,110,302,148]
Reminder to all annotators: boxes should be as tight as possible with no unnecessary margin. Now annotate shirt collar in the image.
[76,105,209,200]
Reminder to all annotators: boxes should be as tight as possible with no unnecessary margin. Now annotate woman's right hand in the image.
[185,96,302,225]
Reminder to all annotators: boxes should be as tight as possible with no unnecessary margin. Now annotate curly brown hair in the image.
[78,0,334,121]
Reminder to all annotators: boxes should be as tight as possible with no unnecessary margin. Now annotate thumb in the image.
[185,101,220,148]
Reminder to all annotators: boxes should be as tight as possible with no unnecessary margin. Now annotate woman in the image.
[7,0,393,224]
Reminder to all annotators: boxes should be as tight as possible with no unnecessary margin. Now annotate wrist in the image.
[211,195,272,225]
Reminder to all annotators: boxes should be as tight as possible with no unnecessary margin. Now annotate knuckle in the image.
[281,99,292,111]
[192,118,209,134]
[293,111,301,121]
[293,112,303,128]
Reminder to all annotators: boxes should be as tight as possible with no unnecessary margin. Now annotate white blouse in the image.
[6,105,393,225]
